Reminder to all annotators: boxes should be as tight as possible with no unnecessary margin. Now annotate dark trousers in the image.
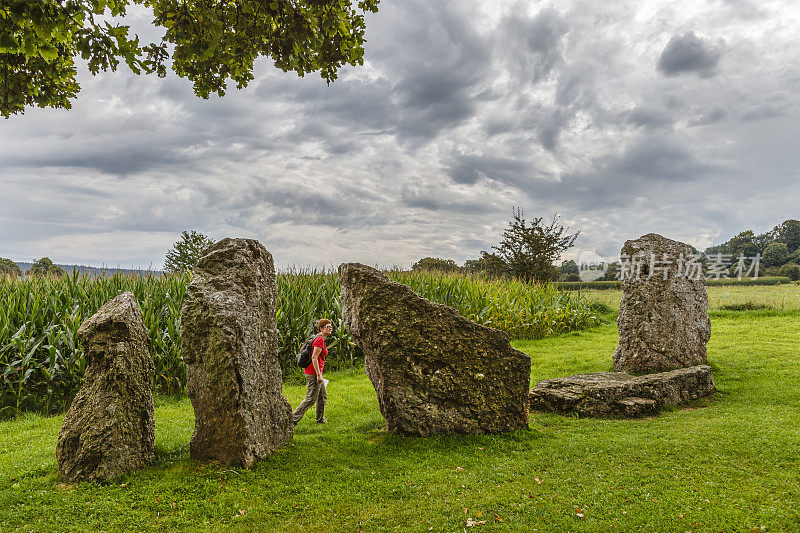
[292,374,327,423]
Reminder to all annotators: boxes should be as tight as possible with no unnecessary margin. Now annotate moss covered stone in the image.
[182,238,292,467]
[339,263,530,436]
[56,292,155,482]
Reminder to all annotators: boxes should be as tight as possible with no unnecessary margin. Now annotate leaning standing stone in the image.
[56,292,155,483]
[612,233,711,373]
[182,238,292,467]
[339,263,531,436]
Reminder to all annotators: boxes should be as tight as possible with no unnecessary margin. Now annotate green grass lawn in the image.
[2,311,799,531]
[583,283,800,314]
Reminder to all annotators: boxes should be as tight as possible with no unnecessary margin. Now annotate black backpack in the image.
[296,335,320,368]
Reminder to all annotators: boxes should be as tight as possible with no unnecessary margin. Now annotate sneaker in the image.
[316,418,328,424]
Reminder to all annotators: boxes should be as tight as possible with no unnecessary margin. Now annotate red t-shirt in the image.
[304,335,327,375]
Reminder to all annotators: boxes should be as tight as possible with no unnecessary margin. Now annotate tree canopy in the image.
[163,230,214,273]
[762,241,789,268]
[411,257,458,273]
[28,257,66,277]
[771,219,800,253]
[0,0,380,117]
[0,257,21,276]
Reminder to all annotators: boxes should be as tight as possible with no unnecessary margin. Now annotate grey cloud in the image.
[623,106,675,130]
[4,142,183,176]
[498,7,569,84]
[445,153,535,188]
[2,0,799,270]
[399,181,499,215]
[657,31,723,78]
[741,105,783,122]
[489,136,719,215]
[688,107,727,126]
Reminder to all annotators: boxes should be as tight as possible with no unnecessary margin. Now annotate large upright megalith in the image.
[612,233,711,373]
[56,292,155,482]
[182,238,293,466]
[339,263,531,436]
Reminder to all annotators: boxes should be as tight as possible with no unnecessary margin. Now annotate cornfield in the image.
[1,269,601,418]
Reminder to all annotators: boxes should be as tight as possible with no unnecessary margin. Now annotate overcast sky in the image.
[2,0,799,270]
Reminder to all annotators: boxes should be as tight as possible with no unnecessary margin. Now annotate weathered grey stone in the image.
[56,292,155,482]
[339,262,531,436]
[529,365,715,417]
[613,233,711,373]
[182,238,292,467]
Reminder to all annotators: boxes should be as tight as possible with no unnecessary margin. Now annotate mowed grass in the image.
[582,283,800,314]
[1,313,799,530]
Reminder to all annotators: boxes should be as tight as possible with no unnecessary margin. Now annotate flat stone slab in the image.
[529,365,715,417]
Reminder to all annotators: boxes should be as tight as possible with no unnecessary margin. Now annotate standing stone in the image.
[56,292,155,482]
[182,238,292,467]
[339,263,531,436]
[613,233,711,373]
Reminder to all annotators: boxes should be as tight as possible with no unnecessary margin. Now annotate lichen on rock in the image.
[182,238,293,467]
[56,292,155,483]
[339,262,530,436]
[529,365,715,417]
[613,233,711,373]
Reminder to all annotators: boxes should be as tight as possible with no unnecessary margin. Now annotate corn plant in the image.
[1,268,600,418]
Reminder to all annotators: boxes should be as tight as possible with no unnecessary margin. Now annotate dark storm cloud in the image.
[393,67,481,141]
[249,0,491,146]
[657,31,723,78]
[482,136,718,215]
[374,0,491,142]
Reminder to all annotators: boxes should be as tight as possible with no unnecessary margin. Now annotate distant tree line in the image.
[703,219,800,280]
[413,217,800,283]
[0,257,65,278]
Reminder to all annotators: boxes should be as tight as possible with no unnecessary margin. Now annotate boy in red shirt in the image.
[292,318,332,425]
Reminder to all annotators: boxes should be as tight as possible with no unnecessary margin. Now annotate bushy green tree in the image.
[1,0,380,117]
[705,229,770,257]
[461,252,508,277]
[411,257,458,272]
[779,263,800,281]
[599,261,621,281]
[559,260,579,275]
[762,241,789,267]
[772,219,800,253]
[0,257,22,276]
[485,208,579,283]
[164,230,215,273]
[27,257,65,277]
